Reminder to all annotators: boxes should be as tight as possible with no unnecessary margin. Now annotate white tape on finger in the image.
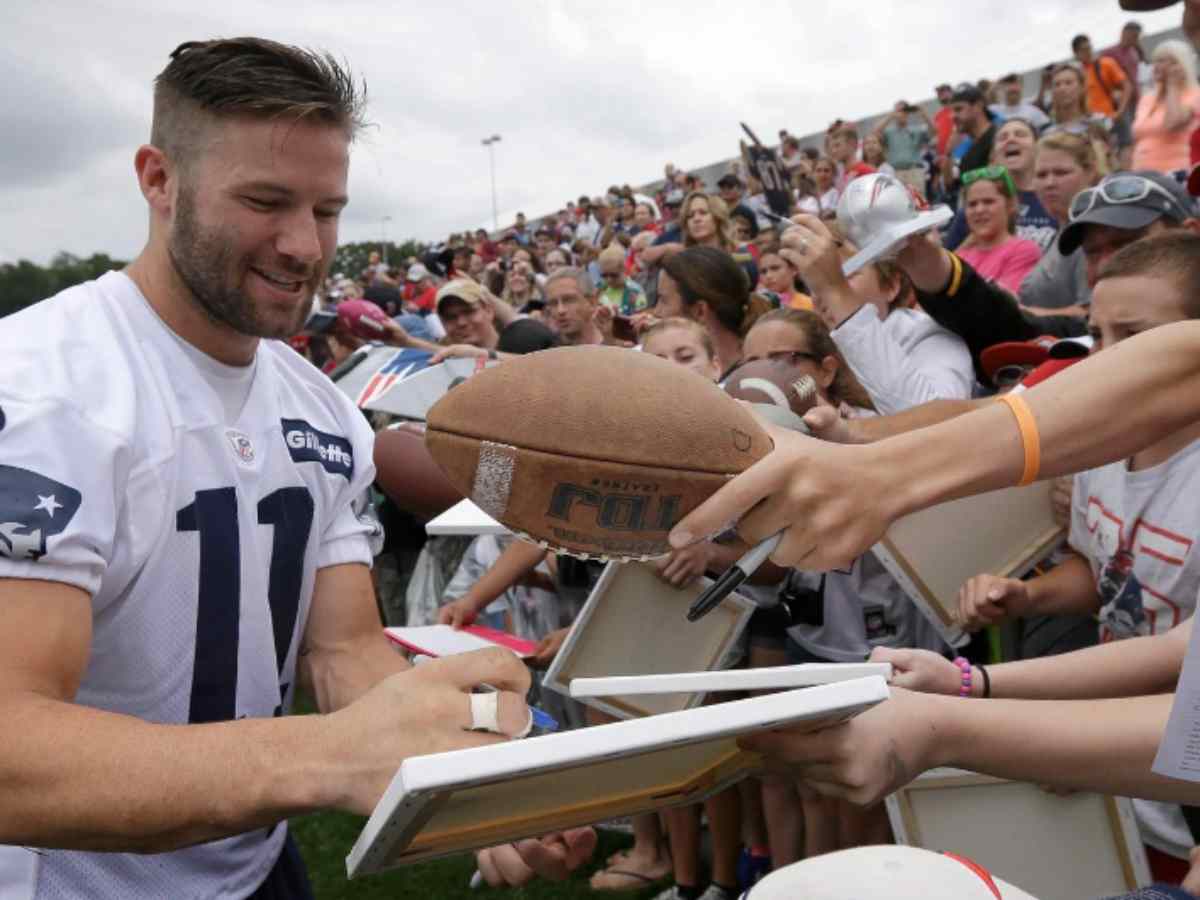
[470,691,501,733]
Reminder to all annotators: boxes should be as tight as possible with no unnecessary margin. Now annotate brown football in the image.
[374,423,463,521]
[723,359,821,418]
[424,345,773,560]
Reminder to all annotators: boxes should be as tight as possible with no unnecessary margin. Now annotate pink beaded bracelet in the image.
[952,656,972,698]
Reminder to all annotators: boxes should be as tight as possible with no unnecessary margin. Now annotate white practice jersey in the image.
[0,272,377,899]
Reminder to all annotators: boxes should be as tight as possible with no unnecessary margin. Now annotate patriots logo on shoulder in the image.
[0,465,82,561]
[354,348,434,408]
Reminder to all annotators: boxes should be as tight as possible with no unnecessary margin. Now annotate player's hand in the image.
[430,344,488,365]
[956,574,1030,632]
[529,627,569,669]
[1049,475,1073,528]
[655,541,715,588]
[741,687,945,805]
[475,828,598,886]
[437,596,480,629]
[326,648,531,815]
[669,422,895,570]
[870,646,965,697]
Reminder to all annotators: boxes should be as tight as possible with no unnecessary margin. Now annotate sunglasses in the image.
[1069,174,1189,223]
[961,165,1017,198]
[991,363,1034,388]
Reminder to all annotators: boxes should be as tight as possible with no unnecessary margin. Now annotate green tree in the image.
[0,252,126,318]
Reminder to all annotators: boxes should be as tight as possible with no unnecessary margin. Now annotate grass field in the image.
[291,813,651,899]
[287,691,663,899]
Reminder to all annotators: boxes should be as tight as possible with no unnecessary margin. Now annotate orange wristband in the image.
[998,393,1040,486]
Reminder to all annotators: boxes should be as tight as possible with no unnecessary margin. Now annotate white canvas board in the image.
[543,561,755,720]
[424,499,508,537]
[346,676,889,875]
[569,662,892,698]
[872,481,1064,649]
[886,768,1150,899]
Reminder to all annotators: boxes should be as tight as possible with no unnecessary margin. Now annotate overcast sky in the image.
[0,0,1185,264]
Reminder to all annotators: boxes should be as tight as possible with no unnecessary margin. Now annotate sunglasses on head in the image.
[961,165,1017,198]
[1068,174,1189,223]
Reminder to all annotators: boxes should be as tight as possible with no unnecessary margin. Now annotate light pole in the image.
[381,215,392,266]
[481,134,501,230]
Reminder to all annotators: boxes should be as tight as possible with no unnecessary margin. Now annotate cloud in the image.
[0,0,1185,264]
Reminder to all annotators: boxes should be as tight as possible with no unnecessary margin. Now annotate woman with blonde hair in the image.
[1044,64,1113,174]
[1132,39,1200,173]
[499,260,541,310]
[1019,131,1101,316]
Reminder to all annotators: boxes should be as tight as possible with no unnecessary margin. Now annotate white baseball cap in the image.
[740,845,1041,900]
[836,173,953,276]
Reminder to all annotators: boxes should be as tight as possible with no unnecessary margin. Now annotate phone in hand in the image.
[612,315,638,343]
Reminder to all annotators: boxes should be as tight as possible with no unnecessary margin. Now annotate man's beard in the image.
[168,187,315,340]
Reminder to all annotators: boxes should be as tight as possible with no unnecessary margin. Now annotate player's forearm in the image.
[875,322,1200,518]
[937,693,1191,801]
[1020,553,1098,618]
[988,628,1183,700]
[302,632,409,714]
[0,693,337,852]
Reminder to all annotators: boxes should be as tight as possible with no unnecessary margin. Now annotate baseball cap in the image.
[406,263,430,283]
[741,845,1039,900]
[1058,170,1195,255]
[435,279,486,312]
[717,173,743,189]
[951,84,984,104]
[981,335,1093,388]
[836,173,954,275]
[304,298,390,340]
[496,317,559,354]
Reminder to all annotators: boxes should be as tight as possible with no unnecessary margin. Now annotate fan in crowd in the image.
[30,17,1200,900]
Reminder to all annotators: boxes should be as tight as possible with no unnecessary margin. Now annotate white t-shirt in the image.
[785,550,948,662]
[1067,437,1200,860]
[1068,438,1200,641]
[0,272,377,899]
[831,305,975,416]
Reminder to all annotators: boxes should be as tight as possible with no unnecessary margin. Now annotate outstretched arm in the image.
[742,688,1185,807]
[670,320,1200,570]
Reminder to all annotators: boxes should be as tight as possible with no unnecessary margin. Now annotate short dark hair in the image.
[999,72,1021,85]
[1097,232,1200,318]
[951,84,984,105]
[1071,34,1090,52]
[152,37,366,165]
